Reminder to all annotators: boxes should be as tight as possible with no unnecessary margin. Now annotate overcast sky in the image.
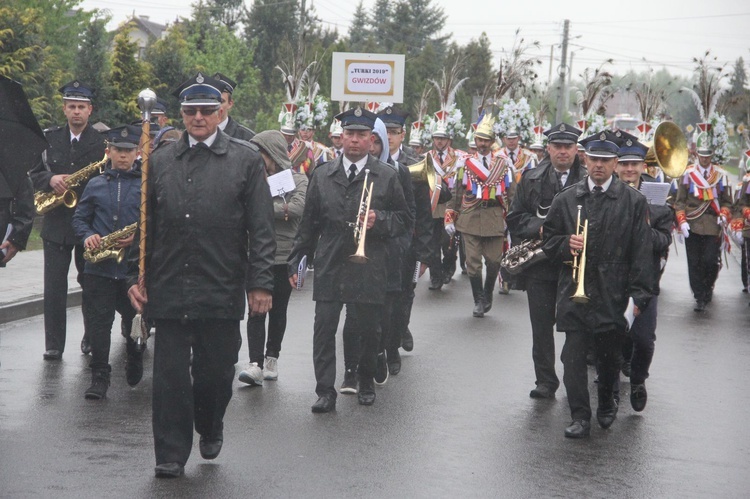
[81,0,750,81]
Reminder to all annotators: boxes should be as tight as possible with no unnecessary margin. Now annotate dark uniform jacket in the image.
[507,155,586,282]
[0,174,34,253]
[29,124,106,245]
[223,116,255,141]
[72,163,141,280]
[384,157,416,292]
[288,154,409,305]
[398,148,435,264]
[126,130,275,320]
[542,176,653,333]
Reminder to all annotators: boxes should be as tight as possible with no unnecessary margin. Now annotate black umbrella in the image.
[0,76,48,192]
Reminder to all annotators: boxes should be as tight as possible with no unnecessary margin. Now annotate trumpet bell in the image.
[653,121,688,178]
[408,153,437,193]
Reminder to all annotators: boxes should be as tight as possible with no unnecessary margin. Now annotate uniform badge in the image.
[599,133,606,140]
[626,139,632,146]
[386,108,392,115]
[196,73,204,83]
[121,129,128,137]
[354,108,362,117]
[559,124,566,131]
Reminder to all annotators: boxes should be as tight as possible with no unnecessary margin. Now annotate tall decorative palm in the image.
[494,29,541,102]
[680,51,729,123]
[575,60,614,118]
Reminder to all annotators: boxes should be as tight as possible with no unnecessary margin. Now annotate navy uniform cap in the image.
[543,123,582,144]
[213,72,237,94]
[617,133,648,162]
[107,125,142,149]
[335,107,377,131]
[59,80,95,102]
[579,130,620,158]
[151,97,168,116]
[172,72,222,106]
[377,106,410,128]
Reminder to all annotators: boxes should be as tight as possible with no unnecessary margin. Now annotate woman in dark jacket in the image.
[239,130,308,386]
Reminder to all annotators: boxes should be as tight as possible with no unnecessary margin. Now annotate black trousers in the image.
[152,319,240,466]
[43,239,85,352]
[685,233,721,302]
[526,278,560,390]
[628,295,658,385]
[742,239,749,289]
[314,301,381,399]
[428,219,458,282]
[390,253,418,354]
[82,274,136,371]
[561,330,623,421]
[247,264,292,364]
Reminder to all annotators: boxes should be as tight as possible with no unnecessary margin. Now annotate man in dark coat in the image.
[288,107,409,412]
[127,73,275,478]
[29,80,107,360]
[213,72,256,141]
[542,130,653,438]
[0,174,34,267]
[507,123,585,400]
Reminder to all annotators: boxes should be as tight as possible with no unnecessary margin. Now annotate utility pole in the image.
[555,19,570,124]
[298,0,307,50]
[548,45,554,84]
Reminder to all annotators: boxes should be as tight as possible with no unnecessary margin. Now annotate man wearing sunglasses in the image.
[127,72,275,479]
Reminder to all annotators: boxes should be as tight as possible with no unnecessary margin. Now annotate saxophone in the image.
[83,223,138,264]
[34,155,107,215]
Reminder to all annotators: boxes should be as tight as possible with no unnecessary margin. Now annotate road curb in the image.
[0,291,82,325]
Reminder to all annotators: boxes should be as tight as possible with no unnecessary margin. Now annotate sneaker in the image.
[238,362,263,386]
[374,351,389,386]
[263,356,278,380]
[339,368,358,394]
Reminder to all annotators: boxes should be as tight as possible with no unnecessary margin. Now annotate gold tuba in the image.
[651,121,688,178]
[349,169,373,263]
[570,205,590,303]
[83,223,137,264]
[35,155,107,215]
[408,153,437,193]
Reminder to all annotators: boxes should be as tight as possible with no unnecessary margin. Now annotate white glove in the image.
[679,222,690,239]
[719,215,727,226]
[731,229,745,246]
[445,223,456,237]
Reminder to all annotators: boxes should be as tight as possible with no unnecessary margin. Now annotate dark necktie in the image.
[704,169,709,180]
[288,143,293,153]
[348,164,357,182]
[593,185,603,195]
[555,170,564,189]
[483,156,488,168]
[71,138,79,146]
[509,151,515,163]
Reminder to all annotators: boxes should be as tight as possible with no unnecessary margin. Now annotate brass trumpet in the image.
[349,169,373,264]
[34,155,107,214]
[570,205,590,303]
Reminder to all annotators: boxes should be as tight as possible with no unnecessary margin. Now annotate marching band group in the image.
[5,65,750,478]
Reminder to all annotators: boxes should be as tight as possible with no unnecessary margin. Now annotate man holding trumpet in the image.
[542,130,653,438]
[288,107,409,412]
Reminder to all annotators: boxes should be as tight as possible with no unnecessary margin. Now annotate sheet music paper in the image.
[267,169,296,198]
[296,255,308,290]
[1,224,12,257]
[623,297,636,332]
[639,182,670,206]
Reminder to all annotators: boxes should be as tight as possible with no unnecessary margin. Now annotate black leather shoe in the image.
[564,419,591,438]
[428,278,443,291]
[154,462,184,478]
[596,404,619,429]
[311,395,336,413]
[388,350,401,376]
[694,300,706,312]
[442,274,452,285]
[126,350,144,387]
[401,328,414,352]
[529,385,556,399]
[43,349,62,360]
[358,378,376,406]
[472,300,485,318]
[630,383,647,412]
[80,338,92,355]
[199,432,223,460]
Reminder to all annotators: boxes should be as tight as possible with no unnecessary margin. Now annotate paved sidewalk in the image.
[0,249,81,324]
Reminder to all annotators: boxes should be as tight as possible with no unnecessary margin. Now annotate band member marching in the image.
[445,113,514,318]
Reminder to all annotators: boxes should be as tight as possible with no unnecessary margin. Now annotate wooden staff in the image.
[132,89,157,345]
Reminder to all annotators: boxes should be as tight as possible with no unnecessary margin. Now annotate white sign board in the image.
[331,52,405,103]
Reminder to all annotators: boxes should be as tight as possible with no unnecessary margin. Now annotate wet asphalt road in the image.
[1,244,750,498]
